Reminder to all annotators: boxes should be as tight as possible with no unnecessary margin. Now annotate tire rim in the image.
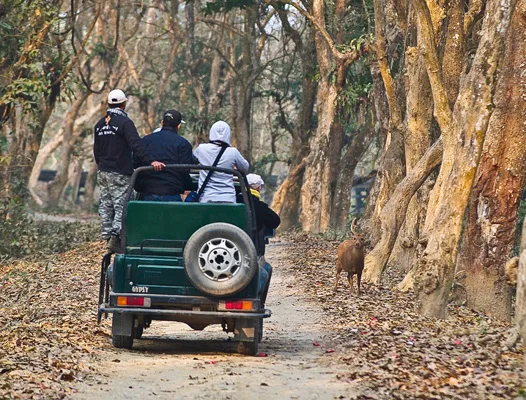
[198,238,244,281]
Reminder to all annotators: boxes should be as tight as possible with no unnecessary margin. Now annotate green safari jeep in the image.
[98,165,272,356]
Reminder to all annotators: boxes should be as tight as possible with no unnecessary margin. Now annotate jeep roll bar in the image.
[120,164,258,252]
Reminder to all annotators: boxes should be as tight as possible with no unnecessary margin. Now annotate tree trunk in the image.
[362,65,390,244]
[28,130,64,190]
[83,160,98,212]
[367,0,406,244]
[60,157,82,207]
[455,1,526,321]
[268,12,316,230]
[387,44,433,272]
[300,78,338,231]
[47,94,88,208]
[330,122,376,230]
[517,215,526,368]
[2,95,56,215]
[363,138,443,283]
[271,160,307,231]
[414,0,516,318]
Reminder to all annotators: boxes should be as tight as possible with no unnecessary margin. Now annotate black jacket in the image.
[237,192,281,231]
[133,126,195,195]
[93,108,153,175]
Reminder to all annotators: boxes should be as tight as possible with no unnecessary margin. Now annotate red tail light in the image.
[117,296,151,307]
[220,300,253,311]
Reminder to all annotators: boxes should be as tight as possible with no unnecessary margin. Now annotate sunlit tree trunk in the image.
[47,94,88,208]
[414,0,516,318]
[330,119,376,231]
[270,7,316,230]
[455,2,526,321]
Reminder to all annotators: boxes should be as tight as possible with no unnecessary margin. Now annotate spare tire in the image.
[184,223,258,297]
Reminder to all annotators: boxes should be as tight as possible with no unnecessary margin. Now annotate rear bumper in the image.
[101,292,271,319]
[99,305,271,319]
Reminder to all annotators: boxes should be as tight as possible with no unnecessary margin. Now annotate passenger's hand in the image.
[151,161,165,171]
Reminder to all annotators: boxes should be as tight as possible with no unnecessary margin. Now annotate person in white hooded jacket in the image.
[193,121,249,203]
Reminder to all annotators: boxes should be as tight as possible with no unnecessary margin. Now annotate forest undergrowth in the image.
[279,233,525,399]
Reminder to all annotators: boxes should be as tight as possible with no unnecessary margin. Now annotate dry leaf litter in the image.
[0,235,525,399]
[0,242,111,399]
[278,233,525,399]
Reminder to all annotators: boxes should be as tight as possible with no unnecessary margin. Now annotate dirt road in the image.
[71,242,357,400]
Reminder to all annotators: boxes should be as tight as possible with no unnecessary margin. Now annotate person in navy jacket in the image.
[134,109,195,201]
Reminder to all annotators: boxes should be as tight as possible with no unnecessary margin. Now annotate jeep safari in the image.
[98,165,272,356]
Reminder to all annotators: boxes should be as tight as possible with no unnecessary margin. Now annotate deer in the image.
[334,218,365,295]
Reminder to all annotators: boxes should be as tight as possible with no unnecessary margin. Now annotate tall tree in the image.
[455,0,526,320]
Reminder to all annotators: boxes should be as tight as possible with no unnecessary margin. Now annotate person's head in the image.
[162,109,184,130]
[247,173,264,192]
[209,121,231,145]
[107,89,127,110]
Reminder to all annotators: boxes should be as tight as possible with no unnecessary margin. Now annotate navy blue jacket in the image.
[94,108,154,175]
[134,126,195,195]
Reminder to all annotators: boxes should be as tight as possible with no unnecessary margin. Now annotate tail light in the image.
[218,300,254,311]
[116,296,151,307]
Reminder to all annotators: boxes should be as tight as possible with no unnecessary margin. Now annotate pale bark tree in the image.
[269,1,316,231]
[366,0,406,244]
[455,0,526,321]
[281,0,366,232]
[413,0,516,318]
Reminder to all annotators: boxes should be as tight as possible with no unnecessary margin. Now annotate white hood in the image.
[209,121,231,145]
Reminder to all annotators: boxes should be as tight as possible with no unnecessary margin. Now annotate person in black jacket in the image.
[134,109,195,201]
[237,173,280,304]
[94,89,164,253]
[239,173,280,232]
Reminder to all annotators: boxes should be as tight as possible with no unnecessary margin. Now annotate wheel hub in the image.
[198,238,244,281]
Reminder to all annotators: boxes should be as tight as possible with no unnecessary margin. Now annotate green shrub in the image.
[0,211,98,263]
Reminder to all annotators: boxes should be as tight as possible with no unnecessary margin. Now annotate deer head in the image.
[349,218,365,248]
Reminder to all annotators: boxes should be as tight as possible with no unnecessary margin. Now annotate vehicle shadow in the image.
[126,328,312,357]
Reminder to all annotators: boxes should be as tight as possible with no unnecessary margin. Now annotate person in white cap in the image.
[238,173,280,234]
[238,173,280,302]
[193,120,249,203]
[94,89,164,253]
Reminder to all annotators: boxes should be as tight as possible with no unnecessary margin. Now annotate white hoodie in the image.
[193,121,249,203]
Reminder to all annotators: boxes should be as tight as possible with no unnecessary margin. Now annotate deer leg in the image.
[334,269,341,292]
[357,272,362,296]
[347,272,354,294]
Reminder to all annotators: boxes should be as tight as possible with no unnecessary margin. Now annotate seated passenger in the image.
[134,109,194,201]
[193,121,249,203]
[237,174,280,303]
[237,173,281,233]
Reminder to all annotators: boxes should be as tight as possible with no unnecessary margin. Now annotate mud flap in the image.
[112,313,134,336]
[234,318,256,342]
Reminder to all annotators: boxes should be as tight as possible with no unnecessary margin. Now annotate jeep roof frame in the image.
[120,164,258,251]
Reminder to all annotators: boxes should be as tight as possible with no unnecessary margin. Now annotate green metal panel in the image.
[125,201,247,248]
[113,254,258,297]
[112,202,257,299]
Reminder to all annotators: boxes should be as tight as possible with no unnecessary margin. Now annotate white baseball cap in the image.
[247,173,264,188]
[108,89,127,104]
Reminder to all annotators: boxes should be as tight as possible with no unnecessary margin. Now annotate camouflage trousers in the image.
[98,171,131,240]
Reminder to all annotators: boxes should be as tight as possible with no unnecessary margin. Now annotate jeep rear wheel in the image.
[237,319,261,356]
[112,335,133,349]
[184,223,257,297]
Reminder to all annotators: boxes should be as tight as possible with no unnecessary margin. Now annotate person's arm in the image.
[93,126,100,165]
[193,146,201,164]
[132,144,144,168]
[259,201,281,229]
[234,149,249,173]
[123,121,164,171]
[179,140,194,189]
